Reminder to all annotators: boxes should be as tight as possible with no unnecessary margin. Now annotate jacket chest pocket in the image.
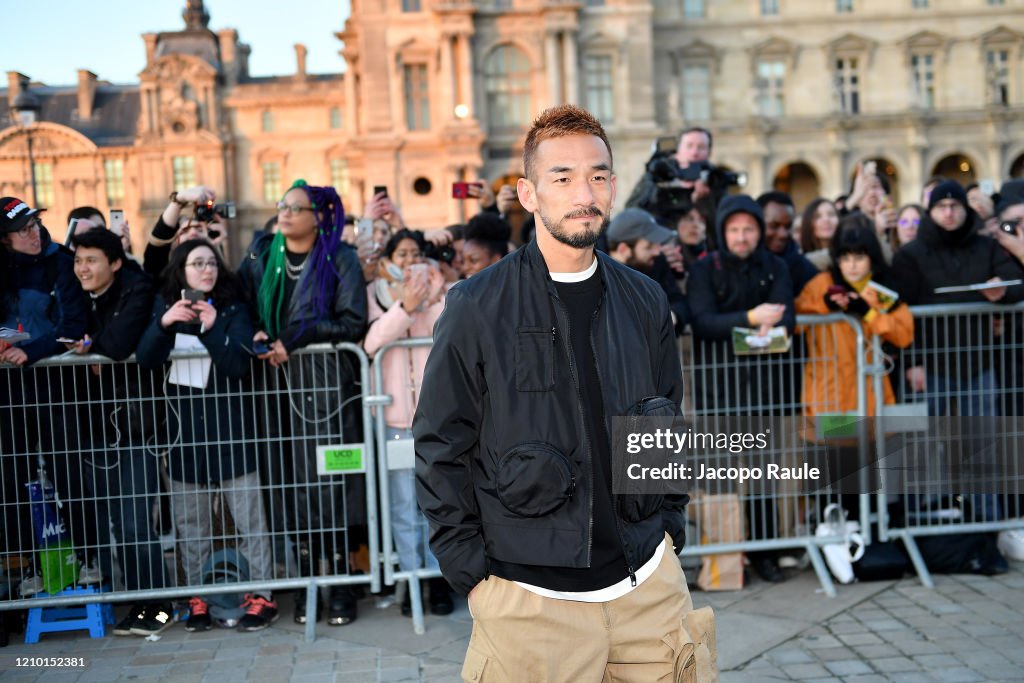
[515,326,555,392]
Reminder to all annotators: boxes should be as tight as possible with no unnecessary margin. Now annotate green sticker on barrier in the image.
[316,444,366,475]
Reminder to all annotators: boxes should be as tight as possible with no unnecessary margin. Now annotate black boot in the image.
[327,585,358,626]
[428,577,454,616]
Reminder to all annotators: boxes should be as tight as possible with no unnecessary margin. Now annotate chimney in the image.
[7,71,28,107]
[295,44,308,79]
[218,29,238,85]
[78,70,97,120]
[143,33,158,67]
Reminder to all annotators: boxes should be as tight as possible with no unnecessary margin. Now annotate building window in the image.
[835,57,860,114]
[403,64,431,131]
[402,0,421,11]
[329,159,351,199]
[761,0,779,15]
[911,54,935,109]
[584,0,604,6]
[682,63,711,120]
[683,0,703,17]
[484,45,532,132]
[987,49,1010,105]
[34,163,54,209]
[103,159,125,206]
[262,162,281,204]
[261,111,274,133]
[172,156,196,192]
[494,0,513,8]
[329,107,343,129]
[987,0,1004,5]
[757,60,785,117]
[912,0,928,7]
[836,0,853,11]
[583,55,614,123]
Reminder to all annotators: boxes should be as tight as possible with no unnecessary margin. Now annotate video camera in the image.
[194,200,236,223]
[642,137,747,215]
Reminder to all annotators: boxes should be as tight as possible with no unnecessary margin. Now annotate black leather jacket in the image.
[413,240,687,595]
[236,232,367,350]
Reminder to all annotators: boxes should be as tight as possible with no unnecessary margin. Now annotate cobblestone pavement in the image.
[0,561,1021,682]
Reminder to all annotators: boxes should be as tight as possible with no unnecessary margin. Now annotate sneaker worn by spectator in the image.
[17,575,42,598]
[113,603,146,636]
[293,588,323,624]
[77,561,103,586]
[238,594,278,631]
[327,585,357,626]
[185,597,212,632]
[126,602,176,636]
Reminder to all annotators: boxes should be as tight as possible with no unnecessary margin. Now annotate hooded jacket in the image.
[891,209,1024,379]
[413,239,687,595]
[687,195,796,341]
[1,228,87,365]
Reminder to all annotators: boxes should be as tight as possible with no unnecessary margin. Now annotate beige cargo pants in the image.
[461,534,717,682]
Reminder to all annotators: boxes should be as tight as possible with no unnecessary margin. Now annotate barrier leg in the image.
[898,532,935,588]
[410,575,426,635]
[804,542,837,598]
[304,581,318,643]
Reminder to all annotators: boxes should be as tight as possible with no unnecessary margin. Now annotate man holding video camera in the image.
[144,185,232,277]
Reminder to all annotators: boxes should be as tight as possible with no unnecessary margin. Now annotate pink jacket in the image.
[363,282,444,429]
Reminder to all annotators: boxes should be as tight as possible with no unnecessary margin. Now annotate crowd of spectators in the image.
[3,123,1024,632]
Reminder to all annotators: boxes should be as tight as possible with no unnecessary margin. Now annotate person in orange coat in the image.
[796,216,913,418]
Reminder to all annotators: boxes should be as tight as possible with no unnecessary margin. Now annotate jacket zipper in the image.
[551,296,594,568]
[588,300,637,586]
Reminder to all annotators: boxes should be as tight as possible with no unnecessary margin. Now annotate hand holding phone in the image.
[373,185,388,199]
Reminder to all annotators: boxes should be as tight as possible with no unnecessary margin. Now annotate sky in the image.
[2,0,352,86]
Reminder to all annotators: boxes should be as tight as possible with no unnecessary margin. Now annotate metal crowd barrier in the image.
[0,342,377,644]
[367,337,441,635]
[681,313,870,597]
[873,302,1024,587]
[4,305,1022,646]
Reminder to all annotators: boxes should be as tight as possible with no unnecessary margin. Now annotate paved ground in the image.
[0,560,1022,682]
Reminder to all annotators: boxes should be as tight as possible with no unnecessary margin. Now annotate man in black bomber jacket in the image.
[414,105,695,681]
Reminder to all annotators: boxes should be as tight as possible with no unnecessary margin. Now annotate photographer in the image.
[627,128,739,242]
[144,185,230,278]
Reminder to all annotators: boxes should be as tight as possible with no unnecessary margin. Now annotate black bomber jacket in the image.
[413,239,688,595]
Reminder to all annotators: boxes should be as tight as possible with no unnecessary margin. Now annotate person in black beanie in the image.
[892,180,1024,416]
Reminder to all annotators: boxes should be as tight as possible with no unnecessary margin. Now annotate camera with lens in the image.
[194,200,237,223]
[642,136,747,217]
[424,241,456,265]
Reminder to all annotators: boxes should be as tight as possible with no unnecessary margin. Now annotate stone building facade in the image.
[1,0,1023,257]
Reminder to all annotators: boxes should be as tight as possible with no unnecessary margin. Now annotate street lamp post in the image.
[12,90,41,207]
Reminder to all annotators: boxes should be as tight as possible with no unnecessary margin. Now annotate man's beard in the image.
[625,255,654,274]
[541,206,609,249]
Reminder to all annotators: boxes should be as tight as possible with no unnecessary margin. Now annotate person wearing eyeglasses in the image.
[0,196,88,601]
[237,180,368,627]
[144,185,229,278]
[137,238,279,632]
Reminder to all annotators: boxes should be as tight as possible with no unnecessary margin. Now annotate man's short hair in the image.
[67,206,105,225]
[756,191,794,209]
[678,126,713,151]
[523,105,612,182]
[72,227,125,264]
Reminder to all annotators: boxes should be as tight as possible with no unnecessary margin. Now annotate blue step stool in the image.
[25,585,114,644]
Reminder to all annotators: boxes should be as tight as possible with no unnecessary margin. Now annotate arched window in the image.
[484,45,532,132]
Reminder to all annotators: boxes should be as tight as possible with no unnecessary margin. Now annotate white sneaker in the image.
[18,575,43,597]
[78,562,104,585]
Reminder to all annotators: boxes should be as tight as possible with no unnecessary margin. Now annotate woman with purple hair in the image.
[238,179,368,627]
